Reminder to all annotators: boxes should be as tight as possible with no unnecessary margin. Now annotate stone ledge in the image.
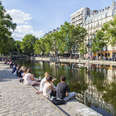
[33,86,102,116]
[0,62,102,116]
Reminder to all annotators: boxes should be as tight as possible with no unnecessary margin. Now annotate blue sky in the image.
[2,0,112,40]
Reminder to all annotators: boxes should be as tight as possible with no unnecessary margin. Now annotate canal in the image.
[17,60,116,116]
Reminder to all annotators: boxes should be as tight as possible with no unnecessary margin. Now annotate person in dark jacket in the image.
[56,76,76,101]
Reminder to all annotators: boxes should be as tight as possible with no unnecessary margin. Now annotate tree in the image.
[74,26,87,55]
[33,22,87,57]
[21,34,37,55]
[91,16,116,54]
[34,30,66,56]
[34,38,47,55]
[60,22,87,57]
[47,31,65,56]
[0,2,16,55]
[55,31,66,54]
[13,40,22,55]
[92,30,106,53]
[102,16,116,46]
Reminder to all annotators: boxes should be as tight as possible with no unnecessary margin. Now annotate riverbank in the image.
[0,62,102,116]
[0,62,65,116]
[31,57,116,66]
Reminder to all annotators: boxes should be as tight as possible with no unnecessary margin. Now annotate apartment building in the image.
[71,1,116,59]
[71,8,90,26]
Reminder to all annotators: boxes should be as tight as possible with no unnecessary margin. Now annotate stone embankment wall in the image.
[0,62,102,116]
[31,57,116,66]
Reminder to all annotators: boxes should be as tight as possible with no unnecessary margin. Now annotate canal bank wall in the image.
[31,57,116,66]
[0,62,102,116]
[0,62,66,116]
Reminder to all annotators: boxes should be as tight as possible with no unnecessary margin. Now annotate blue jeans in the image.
[64,92,76,101]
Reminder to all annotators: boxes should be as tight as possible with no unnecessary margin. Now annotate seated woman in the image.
[43,76,56,98]
[39,72,49,93]
[18,66,26,78]
[23,68,40,86]
[19,66,27,83]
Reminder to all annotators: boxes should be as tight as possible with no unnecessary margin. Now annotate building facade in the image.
[71,1,116,60]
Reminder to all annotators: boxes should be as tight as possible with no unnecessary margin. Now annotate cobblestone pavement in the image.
[0,62,65,116]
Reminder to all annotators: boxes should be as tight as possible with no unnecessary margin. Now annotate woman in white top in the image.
[23,68,40,86]
[43,76,55,98]
[39,72,49,92]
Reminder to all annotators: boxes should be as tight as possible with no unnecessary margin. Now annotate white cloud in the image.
[7,9,44,40]
[7,9,32,24]
[13,25,44,40]
[16,25,33,33]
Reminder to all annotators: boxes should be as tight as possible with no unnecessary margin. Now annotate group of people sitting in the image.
[5,59,76,104]
[12,64,40,86]
[37,72,76,102]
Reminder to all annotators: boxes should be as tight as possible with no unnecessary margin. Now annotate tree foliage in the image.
[102,16,116,46]
[13,41,22,55]
[92,16,116,53]
[60,22,87,56]
[21,34,37,55]
[92,30,106,53]
[34,38,47,55]
[34,22,87,56]
[0,2,16,55]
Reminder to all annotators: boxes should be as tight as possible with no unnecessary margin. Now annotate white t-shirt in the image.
[23,73,33,85]
[43,82,51,98]
[39,77,46,92]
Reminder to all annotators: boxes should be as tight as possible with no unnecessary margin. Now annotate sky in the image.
[2,0,113,40]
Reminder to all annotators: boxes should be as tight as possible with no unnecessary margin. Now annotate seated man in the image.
[56,76,75,101]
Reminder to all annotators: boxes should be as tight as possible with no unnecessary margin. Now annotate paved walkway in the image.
[0,62,102,116]
[0,62,65,116]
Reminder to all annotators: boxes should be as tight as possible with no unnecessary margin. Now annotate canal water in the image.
[17,60,116,116]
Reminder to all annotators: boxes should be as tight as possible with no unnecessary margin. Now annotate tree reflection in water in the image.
[16,60,116,116]
[103,82,116,115]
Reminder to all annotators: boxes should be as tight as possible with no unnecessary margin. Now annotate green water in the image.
[17,60,116,116]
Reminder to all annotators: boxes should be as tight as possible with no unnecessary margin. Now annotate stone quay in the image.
[0,62,102,116]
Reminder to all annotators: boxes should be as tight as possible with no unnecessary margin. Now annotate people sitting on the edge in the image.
[39,72,49,93]
[12,63,17,74]
[43,76,56,98]
[17,66,26,78]
[56,76,76,101]
[9,60,13,68]
[19,66,27,83]
[23,68,40,86]
[16,65,21,77]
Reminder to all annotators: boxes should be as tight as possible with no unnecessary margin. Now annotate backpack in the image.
[51,98,66,105]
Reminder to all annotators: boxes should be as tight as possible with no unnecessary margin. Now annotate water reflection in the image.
[16,60,116,116]
[86,64,116,116]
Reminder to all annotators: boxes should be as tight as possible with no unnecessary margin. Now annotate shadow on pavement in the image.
[0,69,17,82]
